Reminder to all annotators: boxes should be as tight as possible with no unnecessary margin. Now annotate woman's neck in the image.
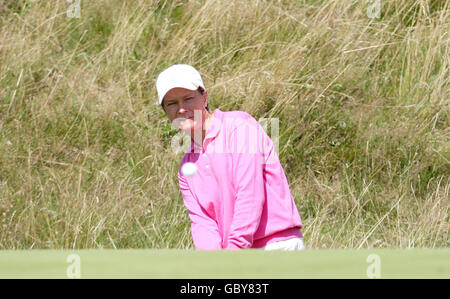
[192,111,214,147]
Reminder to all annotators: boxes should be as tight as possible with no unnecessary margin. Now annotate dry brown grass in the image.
[0,0,448,249]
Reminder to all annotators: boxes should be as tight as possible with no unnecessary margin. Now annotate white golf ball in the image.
[181,162,197,177]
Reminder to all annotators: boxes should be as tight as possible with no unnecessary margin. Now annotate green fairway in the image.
[0,249,448,279]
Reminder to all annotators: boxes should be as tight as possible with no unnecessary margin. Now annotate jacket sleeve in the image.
[226,120,266,249]
[178,171,222,250]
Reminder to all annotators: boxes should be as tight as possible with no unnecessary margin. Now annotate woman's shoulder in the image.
[218,109,259,129]
[221,109,253,120]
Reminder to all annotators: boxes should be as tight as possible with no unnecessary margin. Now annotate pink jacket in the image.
[178,108,303,249]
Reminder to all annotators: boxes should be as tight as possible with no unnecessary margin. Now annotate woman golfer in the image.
[156,64,305,250]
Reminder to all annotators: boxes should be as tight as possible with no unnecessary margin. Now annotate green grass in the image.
[0,0,448,250]
[0,249,449,278]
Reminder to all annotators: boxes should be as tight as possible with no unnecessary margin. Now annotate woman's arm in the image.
[226,120,266,249]
[178,172,222,250]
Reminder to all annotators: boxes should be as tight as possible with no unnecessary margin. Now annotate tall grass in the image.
[0,0,448,249]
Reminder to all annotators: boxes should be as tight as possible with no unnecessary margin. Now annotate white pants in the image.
[263,237,306,251]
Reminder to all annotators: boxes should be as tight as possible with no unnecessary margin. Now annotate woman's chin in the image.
[181,127,204,138]
[179,120,198,133]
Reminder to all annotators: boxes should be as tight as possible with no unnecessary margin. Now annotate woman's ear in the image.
[199,88,208,108]
[197,87,209,111]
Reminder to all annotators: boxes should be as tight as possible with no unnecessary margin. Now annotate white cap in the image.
[156,64,205,105]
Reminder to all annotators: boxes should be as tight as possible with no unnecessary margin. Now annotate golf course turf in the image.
[0,249,448,279]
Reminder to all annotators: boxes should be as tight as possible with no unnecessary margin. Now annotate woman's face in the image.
[162,87,208,134]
